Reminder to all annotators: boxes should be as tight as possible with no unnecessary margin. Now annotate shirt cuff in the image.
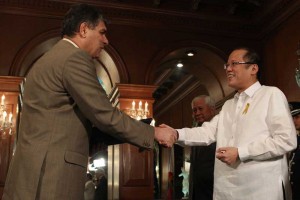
[238,146,249,162]
[176,129,186,142]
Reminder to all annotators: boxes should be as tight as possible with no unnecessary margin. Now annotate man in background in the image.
[2,4,176,200]
[84,173,95,200]
[189,95,216,200]
[93,168,107,200]
[289,102,300,200]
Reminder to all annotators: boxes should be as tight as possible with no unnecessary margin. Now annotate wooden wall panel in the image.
[0,13,61,75]
[263,10,300,101]
[121,144,151,186]
[119,144,153,199]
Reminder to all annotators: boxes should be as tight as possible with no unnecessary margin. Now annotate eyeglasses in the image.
[224,61,255,69]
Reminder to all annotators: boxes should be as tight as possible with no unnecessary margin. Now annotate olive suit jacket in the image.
[2,39,154,200]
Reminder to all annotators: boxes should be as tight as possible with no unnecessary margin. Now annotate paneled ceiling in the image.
[79,0,297,39]
[0,0,299,39]
[70,0,299,39]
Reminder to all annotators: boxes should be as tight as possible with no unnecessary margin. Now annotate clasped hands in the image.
[154,124,240,165]
[154,124,177,148]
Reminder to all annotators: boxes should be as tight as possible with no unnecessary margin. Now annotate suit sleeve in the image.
[62,50,154,150]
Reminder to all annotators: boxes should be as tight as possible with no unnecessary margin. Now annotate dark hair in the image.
[241,47,260,65]
[234,46,261,80]
[61,4,107,37]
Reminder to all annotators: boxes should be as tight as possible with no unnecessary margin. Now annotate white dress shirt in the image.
[177,81,297,200]
[63,38,79,48]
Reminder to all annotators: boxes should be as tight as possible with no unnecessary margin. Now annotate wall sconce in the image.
[296,42,300,87]
[0,94,14,136]
[126,100,150,120]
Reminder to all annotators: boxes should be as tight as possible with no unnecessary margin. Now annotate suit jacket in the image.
[2,40,154,200]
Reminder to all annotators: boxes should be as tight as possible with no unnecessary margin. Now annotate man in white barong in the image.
[161,47,297,200]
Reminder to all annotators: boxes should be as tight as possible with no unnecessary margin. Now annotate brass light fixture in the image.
[0,94,14,136]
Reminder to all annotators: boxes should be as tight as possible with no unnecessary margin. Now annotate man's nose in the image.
[103,35,109,45]
[195,110,202,115]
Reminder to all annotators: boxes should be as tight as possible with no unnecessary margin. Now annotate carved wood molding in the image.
[0,0,68,18]
[0,76,23,92]
[114,83,157,100]
[10,29,61,76]
[153,74,200,118]
[255,0,300,39]
[1,0,299,39]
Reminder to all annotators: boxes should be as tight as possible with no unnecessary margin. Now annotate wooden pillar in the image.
[0,76,23,197]
[108,83,157,200]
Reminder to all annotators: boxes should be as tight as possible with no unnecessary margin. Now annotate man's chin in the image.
[196,120,204,124]
[92,54,100,59]
[227,81,236,88]
[92,50,102,58]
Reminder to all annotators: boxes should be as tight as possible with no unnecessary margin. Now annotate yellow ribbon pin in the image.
[242,103,250,114]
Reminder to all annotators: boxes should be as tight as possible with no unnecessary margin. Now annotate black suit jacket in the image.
[189,142,216,200]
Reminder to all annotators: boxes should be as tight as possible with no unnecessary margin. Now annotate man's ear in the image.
[79,22,88,38]
[251,64,259,75]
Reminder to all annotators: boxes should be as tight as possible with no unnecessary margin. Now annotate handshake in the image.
[154,124,178,148]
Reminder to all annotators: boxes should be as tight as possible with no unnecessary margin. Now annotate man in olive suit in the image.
[2,4,176,200]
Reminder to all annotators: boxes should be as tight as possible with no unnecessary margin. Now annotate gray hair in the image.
[191,95,215,108]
